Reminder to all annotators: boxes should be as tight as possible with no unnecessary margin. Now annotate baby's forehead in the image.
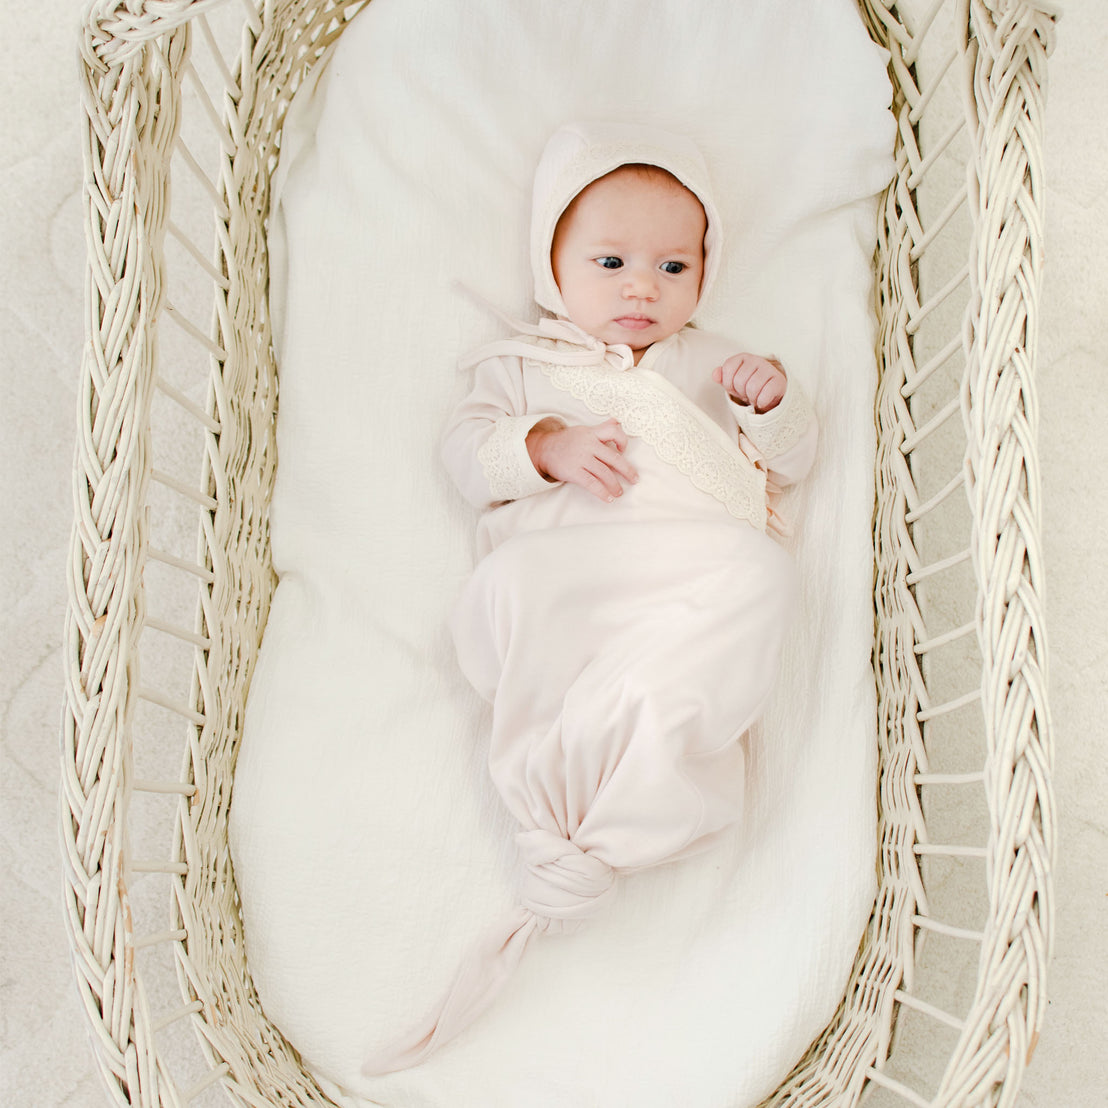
[575,163,690,201]
[561,164,707,231]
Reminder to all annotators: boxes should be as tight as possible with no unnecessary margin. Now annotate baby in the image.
[364,121,817,1075]
[529,160,789,501]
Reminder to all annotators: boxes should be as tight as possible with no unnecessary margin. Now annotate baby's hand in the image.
[713,353,787,413]
[526,417,638,503]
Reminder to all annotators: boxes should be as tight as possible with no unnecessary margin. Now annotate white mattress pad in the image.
[229,1,896,1103]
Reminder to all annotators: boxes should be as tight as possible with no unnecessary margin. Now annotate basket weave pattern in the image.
[63,1,1056,1105]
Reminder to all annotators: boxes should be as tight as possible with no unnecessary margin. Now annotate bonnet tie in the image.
[454,283,635,373]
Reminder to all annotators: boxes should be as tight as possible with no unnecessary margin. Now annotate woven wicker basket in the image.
[63,0,1058,1104]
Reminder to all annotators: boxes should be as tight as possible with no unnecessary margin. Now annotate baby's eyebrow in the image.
[645,239,703,255]
[585,242,700,255]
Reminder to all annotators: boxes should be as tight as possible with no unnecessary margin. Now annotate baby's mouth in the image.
[614,315,655,331]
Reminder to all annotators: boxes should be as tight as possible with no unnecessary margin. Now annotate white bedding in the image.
[228,1,895,1104]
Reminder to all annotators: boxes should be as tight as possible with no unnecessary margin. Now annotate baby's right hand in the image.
[713,353,787,413]
[526,417,638,502]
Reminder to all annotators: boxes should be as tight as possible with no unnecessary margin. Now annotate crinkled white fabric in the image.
[230,0,896,1104]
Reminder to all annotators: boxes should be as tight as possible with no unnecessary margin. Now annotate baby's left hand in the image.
[713,353,787,413]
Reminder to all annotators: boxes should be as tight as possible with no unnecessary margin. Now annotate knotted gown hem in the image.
[362,520,796,1075]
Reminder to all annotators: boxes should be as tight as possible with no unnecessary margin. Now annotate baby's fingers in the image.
[751,375,785,412]
[743,364,786,412]
[717,354,754,399]
[595,418,628,452]
[597,442,638,486]
[579,463,625,502]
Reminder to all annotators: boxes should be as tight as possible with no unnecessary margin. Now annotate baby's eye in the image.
[595,256,623,270]
[660,261,687,275]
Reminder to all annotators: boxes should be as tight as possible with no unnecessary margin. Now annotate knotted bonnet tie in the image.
[455,284,636,374]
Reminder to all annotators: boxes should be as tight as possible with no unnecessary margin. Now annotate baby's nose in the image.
[621,267,658,299]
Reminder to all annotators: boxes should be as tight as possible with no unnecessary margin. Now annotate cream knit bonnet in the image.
[529,120,724,320]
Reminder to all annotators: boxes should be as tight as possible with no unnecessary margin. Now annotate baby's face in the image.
[551,167,706,361]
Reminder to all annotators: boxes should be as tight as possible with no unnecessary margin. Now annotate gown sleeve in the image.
[729,373,819,489]
[441,355,567,509]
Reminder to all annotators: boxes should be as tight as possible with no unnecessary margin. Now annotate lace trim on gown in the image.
[531,354,767,529]
[477,416,550,502]
[736,375,815,459]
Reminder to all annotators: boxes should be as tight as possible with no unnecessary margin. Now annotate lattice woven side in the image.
[66,2,370,1104]
[174,5,369,1103]
[65,14,194,1104]
[762,1,1056,1104]
[935,2,1055,1102]
[759,5,934,1098]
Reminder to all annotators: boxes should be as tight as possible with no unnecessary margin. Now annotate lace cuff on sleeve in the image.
[731,377,815,460]
[477,415,562,502]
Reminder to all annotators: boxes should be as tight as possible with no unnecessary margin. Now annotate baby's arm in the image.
[442,355,565,508]
[526,417,638,503]
[711,352,818,487]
